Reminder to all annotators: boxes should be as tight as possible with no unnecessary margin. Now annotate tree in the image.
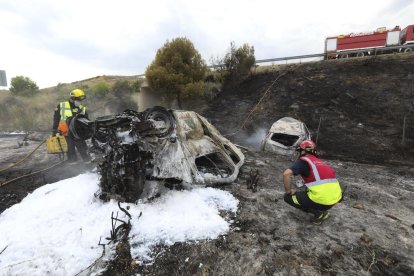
[222,42,256,83]
[145,37,208,108]
[9,76,39,95]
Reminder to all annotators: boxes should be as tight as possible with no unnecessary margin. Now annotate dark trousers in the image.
[284,191,333,216]
[65,135,89,162]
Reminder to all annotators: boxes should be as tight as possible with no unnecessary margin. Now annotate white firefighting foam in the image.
[0,172,238,275]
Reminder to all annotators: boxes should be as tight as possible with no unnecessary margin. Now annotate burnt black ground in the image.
[204,53,414,166]
[1,54,414,275]
[142,151,414,276]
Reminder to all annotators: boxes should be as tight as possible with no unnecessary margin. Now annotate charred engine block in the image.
[70,107,176,202]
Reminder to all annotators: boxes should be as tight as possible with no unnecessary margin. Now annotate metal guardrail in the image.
[208,53,325,68]
[255,53,325,64]
[221,45,414,67]
[143,44,414,72]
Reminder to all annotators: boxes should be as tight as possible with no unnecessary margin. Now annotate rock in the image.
[254,160,267,166]
[352,202,364,209]
[290,103,300,109]
[359,233,373,245]
[258,234,269,245]
[333,245,345,256]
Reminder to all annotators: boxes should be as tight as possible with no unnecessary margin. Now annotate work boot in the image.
[312,211,330,225]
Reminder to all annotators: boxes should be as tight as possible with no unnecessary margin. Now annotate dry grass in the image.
[0,74,223,131]
[0,76,140,131]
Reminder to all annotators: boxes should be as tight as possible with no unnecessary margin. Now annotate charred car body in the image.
[69,107,245,202]
[261,117,311,155]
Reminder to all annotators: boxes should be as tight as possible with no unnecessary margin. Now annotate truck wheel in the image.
[404,48,413,53]
[339,54,349,59]
[357,52,365,57]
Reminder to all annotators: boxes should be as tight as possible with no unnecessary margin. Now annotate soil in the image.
[1,53,414,275]
[204,53,414,165]
[142,151,414,276]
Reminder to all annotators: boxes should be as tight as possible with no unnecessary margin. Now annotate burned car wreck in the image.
[261,117,311,155]
[69,106,245,202]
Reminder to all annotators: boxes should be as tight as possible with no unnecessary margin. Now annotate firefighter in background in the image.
[52,89,91,163]
[282,140,342,225]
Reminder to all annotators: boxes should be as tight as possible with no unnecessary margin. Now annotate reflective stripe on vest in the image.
[59,102,72,121]
[301,156,342,205]
[300,156,338,187]
[59,101,86,121]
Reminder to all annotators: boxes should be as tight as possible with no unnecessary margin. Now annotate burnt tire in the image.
[143,106,176,138]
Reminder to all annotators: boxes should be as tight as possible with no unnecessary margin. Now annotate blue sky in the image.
[0,0,413,88]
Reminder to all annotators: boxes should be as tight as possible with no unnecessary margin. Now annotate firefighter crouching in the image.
[282,140,342,225]
[52,89,91,164]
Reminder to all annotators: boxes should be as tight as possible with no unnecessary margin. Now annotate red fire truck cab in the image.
[400,25,414,45]
[325,24,414,59]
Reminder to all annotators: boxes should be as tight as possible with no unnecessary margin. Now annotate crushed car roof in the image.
[261,117,311,155]
[269,117,307,135]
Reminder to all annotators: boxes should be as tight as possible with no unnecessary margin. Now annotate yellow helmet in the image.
[70,89,86,100]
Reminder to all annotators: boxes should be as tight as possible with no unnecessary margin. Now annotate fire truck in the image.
[325,24,414,59]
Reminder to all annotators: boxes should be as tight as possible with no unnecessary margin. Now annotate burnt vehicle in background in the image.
[69,106,245,202]
[261,117,311,156]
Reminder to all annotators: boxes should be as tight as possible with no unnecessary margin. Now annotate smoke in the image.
[137,87,165,111]
[240,127,268,151]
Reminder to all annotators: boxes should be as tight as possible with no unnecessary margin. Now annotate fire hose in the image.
[0,138,65,187]
[0,160,65,187]
[0,139,47,173]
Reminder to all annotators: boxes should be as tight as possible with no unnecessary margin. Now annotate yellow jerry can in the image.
[46,136,68,153]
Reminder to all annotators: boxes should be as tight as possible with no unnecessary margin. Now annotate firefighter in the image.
[282,140,342,225]
[52,89,91,163]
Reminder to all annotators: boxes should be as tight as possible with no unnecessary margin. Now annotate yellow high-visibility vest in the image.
[58,101,86,136]
[59,101,86,121]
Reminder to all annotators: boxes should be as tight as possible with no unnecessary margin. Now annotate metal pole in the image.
[402,115,407,145]
[0,70,7,87]
[315,117,322,146]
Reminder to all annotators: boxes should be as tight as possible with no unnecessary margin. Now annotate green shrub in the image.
[203,82,222,100]
[9,76,39,96]
[112,80,133,96]
[131,79,143,92]
[92,82,110,99]
[220,42,256,84]
[146,37,208,109]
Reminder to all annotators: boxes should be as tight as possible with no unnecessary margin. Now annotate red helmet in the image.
[298,140,316,151]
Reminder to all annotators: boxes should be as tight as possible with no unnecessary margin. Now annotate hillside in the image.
[0,75,143,131]
[139,52,414,275]
[0,53,413,275]
[203,53,414,166]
